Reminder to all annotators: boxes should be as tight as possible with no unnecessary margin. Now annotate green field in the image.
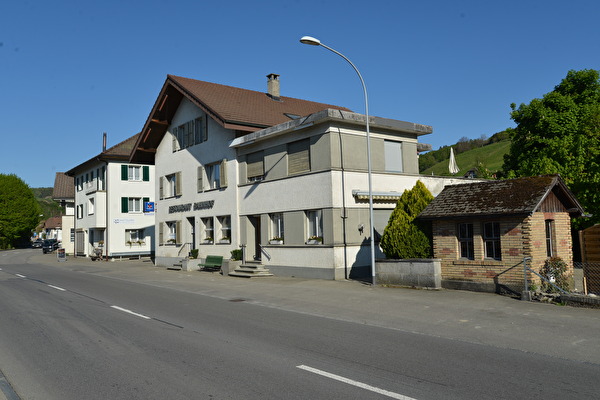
[420,140,511,176]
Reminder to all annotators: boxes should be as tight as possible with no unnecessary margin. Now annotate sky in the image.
[1,0,599,188]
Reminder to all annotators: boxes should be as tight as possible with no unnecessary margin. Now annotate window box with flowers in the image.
[306,236,323,245]
[269,237,284,245]
[219,236,231,244]
[203,237,214,244]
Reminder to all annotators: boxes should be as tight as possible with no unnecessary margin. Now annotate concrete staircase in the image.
[229,262,273,278]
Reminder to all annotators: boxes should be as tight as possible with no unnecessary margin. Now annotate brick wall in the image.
[432,212,573,291]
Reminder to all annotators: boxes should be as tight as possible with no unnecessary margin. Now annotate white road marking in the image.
[297,365,417,400]
[15,274,26,278]
[110,305,151,320]
[48,285,66,291]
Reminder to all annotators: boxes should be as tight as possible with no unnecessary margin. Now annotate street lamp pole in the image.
[300,36,376,285]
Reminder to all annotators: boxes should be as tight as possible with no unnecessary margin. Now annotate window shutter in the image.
[202,118,208,142]
[159,223,164,245]
[197,166,204,192]
[175,172,182,196]
[176,220,182,244]
[121,165,128,180]
[121,197,128,213]
[288,139,310,174]
[159,176,164,199]
[246,152,264,179]
[220,159,227,188]
[142,166,150,181]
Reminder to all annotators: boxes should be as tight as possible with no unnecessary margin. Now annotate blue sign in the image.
[144,202,155,213]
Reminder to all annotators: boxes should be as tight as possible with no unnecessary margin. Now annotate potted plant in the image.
[137,240,145,246]
[203,237,213,244]
[189,249,199,259]
[126,240,133,247]
[269,236,284,245]
[219,236,230,244]
[306,236,323,245]
[167,238,177,245]
[98,240,104,247]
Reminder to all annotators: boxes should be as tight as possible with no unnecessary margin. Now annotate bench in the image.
[198,255,224,271]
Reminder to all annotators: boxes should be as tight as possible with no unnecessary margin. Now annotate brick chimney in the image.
[267,73,280,100]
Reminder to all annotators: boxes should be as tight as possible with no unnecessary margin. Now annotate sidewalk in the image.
[27,251,600,365]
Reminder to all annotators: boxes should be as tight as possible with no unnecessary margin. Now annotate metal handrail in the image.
[259,244,271,261]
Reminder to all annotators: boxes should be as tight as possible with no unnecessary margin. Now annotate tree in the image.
[380,181,434,259]
[503,69,600,229]
[0,174,41,248]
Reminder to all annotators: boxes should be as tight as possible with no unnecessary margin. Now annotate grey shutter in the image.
[159,222,163,245]
[175,172,182,196]
[176,220,182,244]
[220,159,227,188]
[246,152,264,180]
[197,166,204,192]
[288,139,310,174]
[159,176,164,199]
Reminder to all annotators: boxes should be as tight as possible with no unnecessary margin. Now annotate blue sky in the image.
[1,0,598,188]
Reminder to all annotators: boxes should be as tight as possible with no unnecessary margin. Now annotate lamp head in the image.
[300,36,321,46]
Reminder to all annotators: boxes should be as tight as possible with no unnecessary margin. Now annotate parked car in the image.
[42,239,59,254]
[32,239,43,248]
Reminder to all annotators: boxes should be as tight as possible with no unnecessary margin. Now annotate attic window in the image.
[284,113,301,120]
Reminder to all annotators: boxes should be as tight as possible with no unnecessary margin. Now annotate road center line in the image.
[15,274,26,278]
[48,285,66,291]
[110,305,151,320]
[297,365,417,400]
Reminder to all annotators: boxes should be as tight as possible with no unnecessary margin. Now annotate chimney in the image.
[267,73,280,100]
[102,132,107,152]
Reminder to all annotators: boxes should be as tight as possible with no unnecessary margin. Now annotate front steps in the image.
[229,262,273,278]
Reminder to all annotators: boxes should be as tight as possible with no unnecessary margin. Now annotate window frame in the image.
[483,222,501,260]
[458,223,474,260]
[306,209,323,242]
[270,213,284,242]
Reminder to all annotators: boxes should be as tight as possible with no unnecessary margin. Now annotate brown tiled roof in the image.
[44,216,62,229]
[168,75,352,128]
[131,74,351,163]
[418,175,584,219]
[53,172,74,199]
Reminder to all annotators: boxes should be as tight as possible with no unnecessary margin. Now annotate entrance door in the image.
[250,216,261,261]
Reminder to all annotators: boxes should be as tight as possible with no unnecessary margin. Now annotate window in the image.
[88,198,95,215]
[129,166,141,181]
[288,139,310,175]
[202,217,214,242]
[161,172,181,198]
[77,204,83,219]
[384,140,403,172]
[99,166,106,190]
[307,210,323,242]
[165,221,179,244]
[545,220,555,257]
[218,215,231,242]
[483,222,501,260]
[247,151,264,182]
[172,117,207,152]
[70,228,75,242]
[270,213,284,241]
[458,223,474,259]
[121,165,149,181]
[121,197,149,213]
[126,229,144,243]
[77,176,83,191]
[201,160,227,190]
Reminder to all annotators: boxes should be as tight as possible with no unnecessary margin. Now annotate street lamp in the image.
[300,36,376,285]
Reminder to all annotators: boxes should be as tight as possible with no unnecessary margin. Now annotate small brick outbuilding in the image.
[418,175,585,293]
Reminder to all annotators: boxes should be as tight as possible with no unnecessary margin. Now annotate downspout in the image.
[104,160,109,261]
[337,128,349,279]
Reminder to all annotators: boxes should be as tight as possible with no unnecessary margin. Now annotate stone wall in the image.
[375,259,441,289]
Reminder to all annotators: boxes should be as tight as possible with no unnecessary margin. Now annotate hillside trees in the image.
[503,69,600,228]
[0,174,41,248]
[380,181,433,259]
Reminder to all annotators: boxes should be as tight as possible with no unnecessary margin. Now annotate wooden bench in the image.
[198,255,224,271]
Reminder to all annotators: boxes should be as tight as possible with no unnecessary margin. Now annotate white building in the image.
[131,74,468,279]
[66,134,155,259]
[52,172,75,254]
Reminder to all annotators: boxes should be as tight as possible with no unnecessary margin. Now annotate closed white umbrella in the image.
[449,147,460,175]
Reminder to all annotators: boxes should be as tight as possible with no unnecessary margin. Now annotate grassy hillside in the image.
[32,187,64,219]
[421,140,511,177]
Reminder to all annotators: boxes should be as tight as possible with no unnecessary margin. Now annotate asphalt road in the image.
[1,249,599,399]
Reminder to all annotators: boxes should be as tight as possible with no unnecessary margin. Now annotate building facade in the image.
[67,134,155,259]
[131,74,468,279]
[52,172,75,254]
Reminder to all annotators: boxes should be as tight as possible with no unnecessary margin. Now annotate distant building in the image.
[66,134,155,259]
[52,172,75,254]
